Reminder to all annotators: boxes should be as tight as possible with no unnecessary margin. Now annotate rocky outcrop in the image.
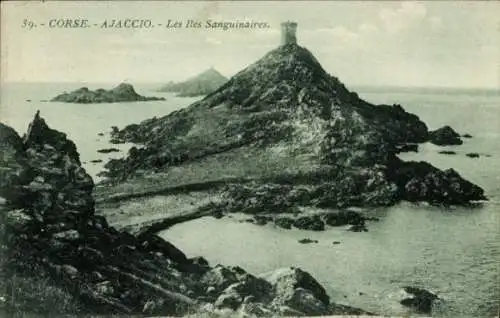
[0,114,370,316]
[0,123,27,201]
[102,41,485,210]
[389,160,486,205]
[158,68,228,97]
[51,83,165,104]
[429,125,463,146]
[399,286,440,314]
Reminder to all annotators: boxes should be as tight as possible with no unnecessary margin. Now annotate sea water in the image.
[1,83,499,316]
[0,82,199,182]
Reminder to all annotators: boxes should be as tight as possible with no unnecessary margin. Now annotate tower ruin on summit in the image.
[281,21,298,46]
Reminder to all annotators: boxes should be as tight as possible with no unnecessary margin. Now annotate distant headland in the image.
[157,68,228,97]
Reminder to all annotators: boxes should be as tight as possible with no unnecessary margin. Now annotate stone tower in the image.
[281,21,298,46]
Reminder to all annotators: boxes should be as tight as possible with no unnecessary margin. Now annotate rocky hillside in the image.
[0,113,370,316]
[105,43,485,209]
[51,83,165,104]
[158,68,228,97]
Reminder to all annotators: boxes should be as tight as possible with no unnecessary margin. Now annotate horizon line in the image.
[1,80,498,92]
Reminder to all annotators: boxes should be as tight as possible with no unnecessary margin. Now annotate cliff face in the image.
[51,83,165,104]
[0,114,370,316]
[106,43,485,207]
[158,68,228,97]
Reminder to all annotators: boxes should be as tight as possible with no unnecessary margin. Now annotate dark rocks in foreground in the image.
[0,113,371,317]
[400,286,440,314]
[429,125,463,146]
[51,83,165,104]
[462,133,473,138]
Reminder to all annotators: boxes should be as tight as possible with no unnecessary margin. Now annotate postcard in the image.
[1,1,499,317]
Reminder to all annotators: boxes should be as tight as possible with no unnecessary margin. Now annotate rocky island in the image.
[102,22,485,234]
[157,68,228,97]
[51,83,165,104]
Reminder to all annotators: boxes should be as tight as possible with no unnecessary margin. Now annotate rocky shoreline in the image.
[51,83,165,104]
[0,113,373,316]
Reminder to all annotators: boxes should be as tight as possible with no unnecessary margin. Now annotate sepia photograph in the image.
[0,1,499,317]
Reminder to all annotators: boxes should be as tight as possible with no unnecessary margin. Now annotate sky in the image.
[1,1,499,89]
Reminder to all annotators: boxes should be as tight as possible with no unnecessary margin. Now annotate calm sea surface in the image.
[1,83,499,317]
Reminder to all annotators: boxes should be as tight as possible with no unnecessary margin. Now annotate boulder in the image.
[347,224,368,232]
[429,126,463,146]
[253,215,271,226]
[200,265,242,294]
[215,275,273,310]
[322,210,365,227]
[262,267,330,316]
[400,286,439,314]
[293,215,325,231]
[274,217,294,229]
